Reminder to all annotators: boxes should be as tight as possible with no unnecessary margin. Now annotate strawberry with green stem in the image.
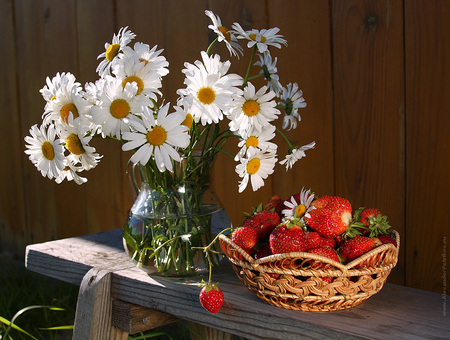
[195,228,231,314]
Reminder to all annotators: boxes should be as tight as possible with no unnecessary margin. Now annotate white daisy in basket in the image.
[24,123,65,179]
[39,72,80,103]
[90,77,151,139]
[280,141,316,171]
[112,52,166,102]
[254,52,283,95]
[282,187,316,221]
[235,147,277,193]
[122,104,190,172]
[205,10,243,58]
[96,26,136,77]
[235,124,277,160]
[228,82,280,135]
[121,42,169,78]
[231,23,287,54]
[55,163,88,185]
[59,115,102,171]
[280,83,307,131]
[179,52,240,125]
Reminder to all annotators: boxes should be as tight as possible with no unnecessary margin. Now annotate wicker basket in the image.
[219,231,400,312]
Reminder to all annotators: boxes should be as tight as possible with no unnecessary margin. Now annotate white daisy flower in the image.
[205,10,243,58]
[279,141,316,171]
[231,23,287,53]
[24,124,65,179]
[282,187,315,221]
[235,124,277,160]
[90,77,151,139]
[254,52,283,95]
[42,77,91,127]
[59,115,102,171]
[55,163,88,185]
[178,52,240,125]
[121,42,169,78]
[40,72,80,102]
[112,53,165,102]
[122,104,190,172]
[228,82,280,135]
[96,26,136,77]
[235,148,277,193]
[280,83,307,130]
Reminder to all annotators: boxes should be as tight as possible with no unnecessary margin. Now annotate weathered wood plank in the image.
[331,0,406,286]
[268,0,335,200]
[112,299,178,334]
[404,0,450,293]
[0,0,26,255]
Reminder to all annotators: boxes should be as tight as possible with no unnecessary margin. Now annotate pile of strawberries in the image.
[230,189,398,278]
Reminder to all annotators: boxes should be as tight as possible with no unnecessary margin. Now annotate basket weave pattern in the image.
[219,231,400,312]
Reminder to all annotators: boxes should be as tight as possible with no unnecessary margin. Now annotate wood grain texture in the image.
[331,0,405,285]
[25,229,450,340]
[112,299,178,334]
[404,0,450,292]
[0,0,26,255]
[3,0,450,294]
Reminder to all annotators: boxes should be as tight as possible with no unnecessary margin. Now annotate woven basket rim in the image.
[219,230,400,276]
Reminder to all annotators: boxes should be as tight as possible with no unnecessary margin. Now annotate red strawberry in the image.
[378,234,397,247]
[269,223,307,254]
[264,195,284,217]
[310,195,335,209]
[305,196,352,238]
[308,247,339,283]
[359,208,381,226]
[304,231,335,250]
[358,208,392,237]
[199,282,224,314]
[339,236,382,263]
[231,227,258,250]
[243,210,280,240]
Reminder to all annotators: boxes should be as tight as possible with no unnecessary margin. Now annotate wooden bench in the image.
[25,228,450,339]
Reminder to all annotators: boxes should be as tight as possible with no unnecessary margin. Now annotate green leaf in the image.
[0,315,38,340]
[38,325,74,330]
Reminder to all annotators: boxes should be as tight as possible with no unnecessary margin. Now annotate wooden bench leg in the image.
[188,321,234,340]
[73,267,128,340]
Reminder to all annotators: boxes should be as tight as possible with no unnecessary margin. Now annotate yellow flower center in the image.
[122,76,144,95]
[41,141,55,160]
[245,136,259,148]
[242,100,260,117]
[218,26,231,41]
[109,99,130,119]
[182,113,194,130]
[60,103,79,123]
[105,43,120,61]
[246,158,261,175]
[294,204,307,218]
[146,126,167,146]
[197,87,216,104]
[249,33,267,43]
[66,133,85,155]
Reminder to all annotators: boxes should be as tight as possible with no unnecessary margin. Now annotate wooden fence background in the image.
[1,0,449,294]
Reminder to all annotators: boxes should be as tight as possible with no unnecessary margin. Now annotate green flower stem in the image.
[206,37,219,55]
[242,45,258,89]
[276,127,294,149]
[248,74,264,80]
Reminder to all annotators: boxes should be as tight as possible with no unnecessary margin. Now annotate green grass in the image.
[0,254,192,339]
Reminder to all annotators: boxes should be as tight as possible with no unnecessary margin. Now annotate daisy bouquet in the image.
[24,11,315,276]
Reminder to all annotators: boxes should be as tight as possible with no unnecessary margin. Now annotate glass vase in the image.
[122,156,230,276]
